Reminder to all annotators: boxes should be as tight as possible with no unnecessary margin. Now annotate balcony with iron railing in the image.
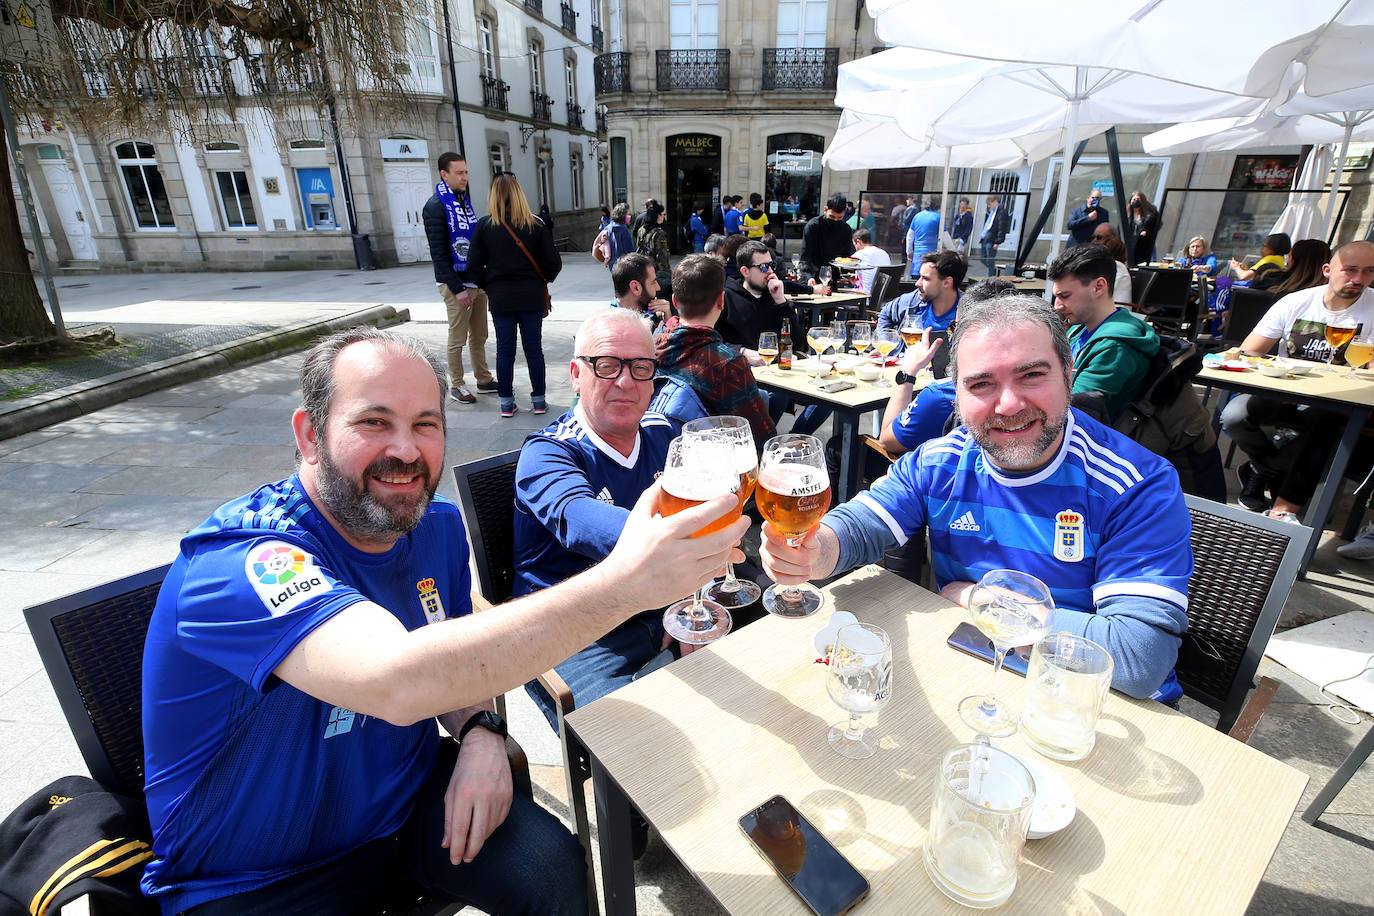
[655,49,729,92]
[761,47,839,91]
[560,2,577,35]
[524,0,542,16]
[594,51,630,93]
[567,100,584,128]
[244,54,322,94]
[591,25,603,52]
[532,90,554,120]
[481,74,510,111]
[596,107,608,133]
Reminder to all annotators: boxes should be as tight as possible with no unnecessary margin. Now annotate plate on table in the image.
[1217,360,1251,372]
[1014,754,1076,839]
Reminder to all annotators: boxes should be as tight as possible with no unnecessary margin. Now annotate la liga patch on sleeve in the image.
[245,540,333,616]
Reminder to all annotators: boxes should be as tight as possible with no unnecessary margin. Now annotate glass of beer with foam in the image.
[660,434,742,644]
[757,434,832,617]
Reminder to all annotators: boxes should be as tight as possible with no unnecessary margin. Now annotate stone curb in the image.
[0,305,411,441]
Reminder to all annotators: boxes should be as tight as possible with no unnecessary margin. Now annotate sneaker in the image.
[476,380,498,394]
[1236,461,1273,512]
[1337,522,1374,560]
[451,384,476,404]
[500,402,519,418]
[1264,509,1300,524]
[531,397,547,415]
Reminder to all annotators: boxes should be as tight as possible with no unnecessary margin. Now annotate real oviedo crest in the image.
[1053,510,1085,563]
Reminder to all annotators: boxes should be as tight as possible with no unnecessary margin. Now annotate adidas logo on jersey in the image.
[595,487,614,504]
[950,511,980,532]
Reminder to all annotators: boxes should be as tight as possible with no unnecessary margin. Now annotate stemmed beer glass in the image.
[757,434,832,617]
[1325,312,1359,371]
[850,322,872,356]
[958,569,1054,740]
[872,328,899,388]
[684,417,763,609]
[757,331,779,374]
[659,434,743,644]
[826,623,893,758]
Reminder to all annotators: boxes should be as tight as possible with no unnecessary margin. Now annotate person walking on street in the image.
[465,173,562,418]
[423,153,494,403]
[978,195,1011,276]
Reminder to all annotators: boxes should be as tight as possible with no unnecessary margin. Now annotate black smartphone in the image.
[946,621,1030,677]
[739,795,869,916]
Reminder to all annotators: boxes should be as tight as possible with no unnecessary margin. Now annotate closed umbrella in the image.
[1272,146,1335,242]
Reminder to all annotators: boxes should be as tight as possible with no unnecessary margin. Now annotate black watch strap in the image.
[457,710,507,744]
[894,370,914,385]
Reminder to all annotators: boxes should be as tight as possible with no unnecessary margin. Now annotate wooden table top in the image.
[752,364,926,411]
[1198,363,1374,410]
[789,291,871,307]
[567,567,1307,916]
[1004,276,1048,293]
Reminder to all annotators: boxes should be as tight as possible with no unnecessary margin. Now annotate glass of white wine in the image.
[958,569,1054,740]
[757,331,779,375]
[826,623,893,758]
[850,321,872,356]
[873,328,899,388]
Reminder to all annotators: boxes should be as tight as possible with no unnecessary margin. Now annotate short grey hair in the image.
[949,294,1072,386]
[574,308,654,355]
[300,327,449,435]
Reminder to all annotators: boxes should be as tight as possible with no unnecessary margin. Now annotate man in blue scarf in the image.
[424,152,495,403]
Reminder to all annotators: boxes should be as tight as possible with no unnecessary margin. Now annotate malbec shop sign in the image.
[670,134,718,159]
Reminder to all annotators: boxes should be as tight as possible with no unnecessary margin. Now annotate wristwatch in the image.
[894,370,915,385]
[457,710,507,744]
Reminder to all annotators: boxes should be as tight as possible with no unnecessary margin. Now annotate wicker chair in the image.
[24,563,530,916]
[1178,495,1306,737]
[452,451,598,912]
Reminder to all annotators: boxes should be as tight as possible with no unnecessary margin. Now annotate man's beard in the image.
[315,441,436,543]
[965,405,1068,470]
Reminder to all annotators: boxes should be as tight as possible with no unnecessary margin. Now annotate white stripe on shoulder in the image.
[641,412,673,428]
[853,492,909,545]
[1071,427,1145,485]
[552,417,586,441]
[1067,443,1128,496]
[1093,580,1188,611]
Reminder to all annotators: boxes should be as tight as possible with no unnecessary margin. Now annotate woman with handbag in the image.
[466,173,562,417]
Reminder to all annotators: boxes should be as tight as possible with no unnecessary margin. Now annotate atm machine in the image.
[296,167,338,230]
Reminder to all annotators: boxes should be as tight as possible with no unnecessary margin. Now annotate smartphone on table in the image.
[739,795,869,916]
[946,621,1030,677]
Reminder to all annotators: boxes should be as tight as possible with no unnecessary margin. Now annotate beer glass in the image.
[757,331,779,374]
[924,743,1035,908]
[1324,312,1357,371]
[899,313,922,348]
[872,328,899,388]
[958,569,1054,740]
[850,322,872,356]
[758,434,832,617]
[684,417,763,609]
[1346,333,1374,374]
[826,624,892,758]
[1021,633,1113,761]
[660,434,742,644]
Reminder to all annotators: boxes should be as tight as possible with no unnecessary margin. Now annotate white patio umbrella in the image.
[835,47,1263,261]
[1272,146,1335,242]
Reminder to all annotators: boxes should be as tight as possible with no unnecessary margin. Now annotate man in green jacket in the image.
[1048,244,1159,421]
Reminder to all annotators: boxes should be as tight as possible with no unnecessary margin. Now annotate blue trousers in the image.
[185,739,586,915]
[491,309,546,403]
[525,610,664,731]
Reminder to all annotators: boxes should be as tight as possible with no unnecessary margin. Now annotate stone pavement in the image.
[1,256,1372,914]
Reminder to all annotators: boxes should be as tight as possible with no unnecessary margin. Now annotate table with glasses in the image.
[789,291,872,330]
[1198,363,1374,573]
[565,566,1307,916]
[752,363,916,503]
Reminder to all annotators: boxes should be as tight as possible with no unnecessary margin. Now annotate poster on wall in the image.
[1213,154,1300,256]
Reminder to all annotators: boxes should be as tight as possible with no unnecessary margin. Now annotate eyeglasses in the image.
[749,261,776,273]
[577,355,658,381]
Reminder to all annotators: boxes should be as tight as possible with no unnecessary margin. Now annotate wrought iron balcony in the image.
[524,0,542,15]
[567,100,584,128]
[656,49,729,92]
[594,51,630,93]
[481,74,510,111]
[761,47,838,91]
[560,2,577,35]
[244,54,321,94]
[591,24,603,52]
[532,90,554,121]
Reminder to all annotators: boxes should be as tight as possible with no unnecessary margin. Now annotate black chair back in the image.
[25,564,171,799]
[1178,496,1306,733]
[453,450,522,604]
[1223,287,1279,348]
[867,271,894,316]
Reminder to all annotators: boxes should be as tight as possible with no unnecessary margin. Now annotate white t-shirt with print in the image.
[1253,285,1374,362]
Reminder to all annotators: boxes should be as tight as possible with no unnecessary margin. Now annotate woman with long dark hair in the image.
[1271,238,1331,296]
[1126,191,1159,266]
[466,173,562,417]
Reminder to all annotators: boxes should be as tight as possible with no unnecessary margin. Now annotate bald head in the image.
[1326,241,1374,304]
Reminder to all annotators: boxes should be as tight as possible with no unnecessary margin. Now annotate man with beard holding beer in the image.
[760,296,1192,701]
[140,328,745,914]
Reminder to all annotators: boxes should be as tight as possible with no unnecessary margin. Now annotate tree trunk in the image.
[0,128,58,344]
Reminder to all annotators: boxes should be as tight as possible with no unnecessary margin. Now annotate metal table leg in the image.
[1302,723,1374,825]
[1298,404,1369,574]
[590,752,637,915]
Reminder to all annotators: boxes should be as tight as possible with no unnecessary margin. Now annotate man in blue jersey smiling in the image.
[140,327,745,915]
[761,295,1192,701]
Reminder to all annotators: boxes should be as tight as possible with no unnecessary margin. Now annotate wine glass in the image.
[828,319,849,355]
[872,328,899,388]
[826,623,893,758]
[757,331,779,375]
[818,266,833,295]
[659,434,743,645]
[1325,312,1358,371]
[790,253,802,280]
[850,322,872,356]
[806,323,829,357]
[957,569,1054,741]
[1345,333,1374,375]
[758,434,832,617]
[685,417,763,610]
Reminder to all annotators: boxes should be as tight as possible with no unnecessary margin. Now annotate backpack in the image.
[635,226,655,257]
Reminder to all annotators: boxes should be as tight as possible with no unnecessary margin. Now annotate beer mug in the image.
[924,743,1035,908]
[1020,633,1114,761]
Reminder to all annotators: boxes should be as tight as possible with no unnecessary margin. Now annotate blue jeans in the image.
[492,309,546,402]
[186,739,586,916]
[525,610,664,731]
[980,241,999,275]
[764,390,832,436]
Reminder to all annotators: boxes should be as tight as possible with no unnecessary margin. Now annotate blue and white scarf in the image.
[436,180,477,272]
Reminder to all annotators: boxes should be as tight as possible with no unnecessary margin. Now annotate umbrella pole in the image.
[1048,70,1084,270]
[939,146,951,248]
[1324,123,1353,242]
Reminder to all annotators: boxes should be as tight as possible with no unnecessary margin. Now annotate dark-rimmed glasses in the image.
[577,355,658,381]
[749,261,776,273]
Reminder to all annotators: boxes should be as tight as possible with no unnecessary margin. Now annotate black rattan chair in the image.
[1179,495,1306,736]
[1221,287,1278,348]
[452,451,598,912]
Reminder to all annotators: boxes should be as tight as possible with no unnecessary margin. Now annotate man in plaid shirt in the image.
[655,254,776,448]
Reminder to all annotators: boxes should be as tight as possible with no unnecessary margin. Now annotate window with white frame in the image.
[607,0,622,50]
[489,142,507,178]
[408,12,437,78]
[479,17,497,78]
[670,0,718,49]
[537,152,553,211]
[114,141,175,229]
[529,39,544,94]
[570,152,583,209]
[589,0,601,28]
[214,170,258,228]
[565,57,576,103]
[776,0,828,48]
